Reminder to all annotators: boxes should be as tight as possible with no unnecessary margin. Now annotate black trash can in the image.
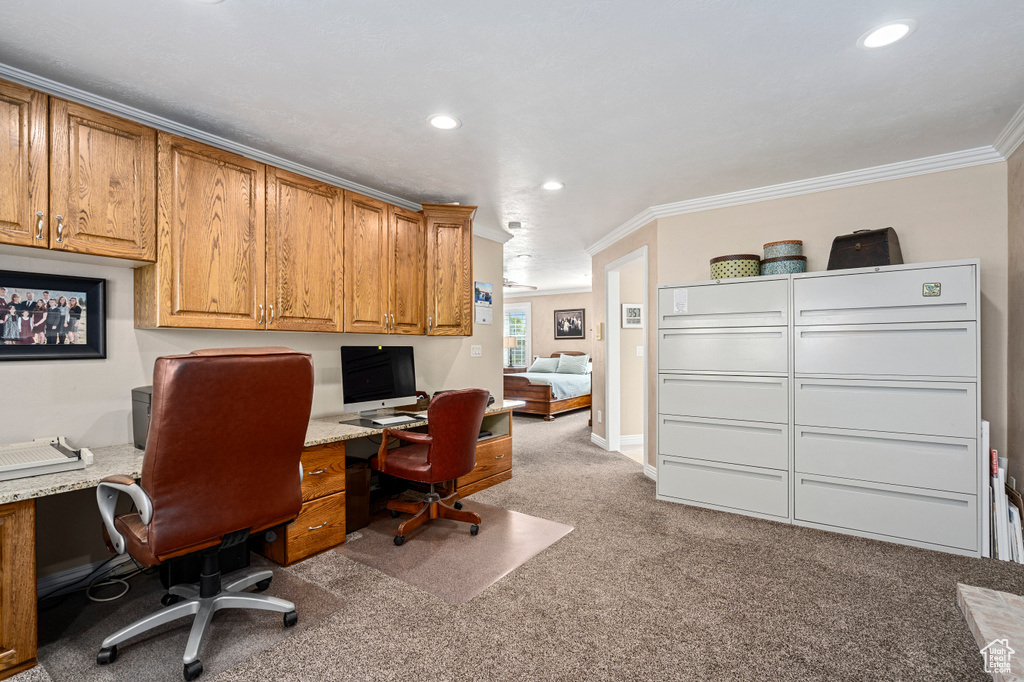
[345,460,371,533]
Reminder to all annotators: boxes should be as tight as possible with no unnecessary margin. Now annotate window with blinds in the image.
[504,311,527,366]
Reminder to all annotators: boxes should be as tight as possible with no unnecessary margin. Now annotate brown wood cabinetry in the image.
[49,99,156,261]
[266,168,344,332]
[423,203,475,336]
[390,206,427,334]
[135,133,265,329]
[0,500,36,680]
[0,80,47,249]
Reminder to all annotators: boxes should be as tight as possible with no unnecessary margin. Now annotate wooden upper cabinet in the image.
[390,207,426,334]
[140,132,265,329]
[344,192,390,334]
[423,203,475,336]
[49,98,156,261]
[266,168,344,332]
[0,80,47,248]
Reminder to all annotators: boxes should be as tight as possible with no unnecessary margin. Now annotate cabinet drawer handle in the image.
[308,522,328,531]
[35,211,44,239]
[307,468,327,475]
[495,453,506,459]
[55,215,65,242]
[269,304,275,325]
[257,304,265,325]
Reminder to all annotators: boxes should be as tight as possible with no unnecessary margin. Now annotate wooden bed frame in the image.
[503,351,592,422]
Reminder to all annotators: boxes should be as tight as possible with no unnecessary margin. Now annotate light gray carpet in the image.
[23,411,1024,680]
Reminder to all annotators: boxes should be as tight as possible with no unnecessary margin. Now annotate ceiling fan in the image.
[502,278,537,291]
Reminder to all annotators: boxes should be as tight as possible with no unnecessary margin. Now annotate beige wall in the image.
[617,259,645,437]
[0,236,504,578]
[504,291,593,361]
[1008,145,1024,488]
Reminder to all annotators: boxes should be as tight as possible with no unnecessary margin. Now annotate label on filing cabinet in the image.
[673,288,688,313]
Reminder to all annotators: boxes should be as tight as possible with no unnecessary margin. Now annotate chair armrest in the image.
[388,430,433,445]
[96,476,153,555]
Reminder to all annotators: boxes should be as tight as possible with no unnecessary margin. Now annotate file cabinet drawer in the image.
[794,426,976,493]
[793,263,976,325]
[659,415,788,470]
[794,378,976,438]
[795,474,977,551]
[658,456,789,518]
[659,374,788,423]
[659,327,788,374]
[658,279,788,329]
[794,322,977,378]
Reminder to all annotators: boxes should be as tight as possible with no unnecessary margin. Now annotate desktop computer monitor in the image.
[341,346,417,415]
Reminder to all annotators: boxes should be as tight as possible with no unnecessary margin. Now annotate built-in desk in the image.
[0,400,522,680]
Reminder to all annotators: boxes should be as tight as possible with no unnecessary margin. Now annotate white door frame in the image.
[502,301,532,367]
[604,246,648,455]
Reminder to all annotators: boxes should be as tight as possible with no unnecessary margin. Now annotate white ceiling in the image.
[2,0,1023,291]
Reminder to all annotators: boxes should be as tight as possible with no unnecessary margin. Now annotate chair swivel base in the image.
[96,569,298,681]
[388,490,481,545]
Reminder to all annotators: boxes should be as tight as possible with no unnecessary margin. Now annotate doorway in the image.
[604,247,648,463]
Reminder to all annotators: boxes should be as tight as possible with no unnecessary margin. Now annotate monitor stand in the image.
[339,409,419,428]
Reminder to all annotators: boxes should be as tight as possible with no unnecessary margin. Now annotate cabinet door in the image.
[389,207,426,335]
[266,168,343,332]
[0,80,47,248]
[423,203,474,336]
[49,99,156,261]
[0,500,36,677]
[344,192,389,334]
[157,133,265,329]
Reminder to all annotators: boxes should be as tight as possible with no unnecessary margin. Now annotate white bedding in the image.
[518,372,591,400]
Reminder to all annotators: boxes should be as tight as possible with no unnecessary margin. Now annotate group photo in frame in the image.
[0,269,106,361]
[554,308,585,340]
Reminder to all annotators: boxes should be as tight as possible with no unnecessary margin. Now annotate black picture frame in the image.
[0,270,106,361]
[554,308,586,340]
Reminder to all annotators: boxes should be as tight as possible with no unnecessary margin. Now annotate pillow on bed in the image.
[528,357,560,373]
[556,353,590,375]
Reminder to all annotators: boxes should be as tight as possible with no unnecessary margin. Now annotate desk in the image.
[0,400,523,680]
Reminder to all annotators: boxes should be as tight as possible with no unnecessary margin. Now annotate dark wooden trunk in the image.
[827,228,903,270]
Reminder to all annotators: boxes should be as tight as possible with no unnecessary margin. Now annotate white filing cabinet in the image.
[657,259,982,556]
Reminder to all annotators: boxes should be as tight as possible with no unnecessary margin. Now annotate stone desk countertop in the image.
[0,400,525,505]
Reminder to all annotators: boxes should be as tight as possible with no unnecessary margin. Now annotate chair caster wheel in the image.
[161,593,181,607]
[97,645,117,665]
[255,578,272,592]
[389,510,400,518]
[454,501,463,509]
[470,524,479,535]
[394,535,405,546]
[284,610,298,628]
[183,659,203,680]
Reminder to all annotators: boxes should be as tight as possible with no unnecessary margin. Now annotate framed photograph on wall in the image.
[0,270,106,361]
[622,303,643,328]
[554,308,585,340]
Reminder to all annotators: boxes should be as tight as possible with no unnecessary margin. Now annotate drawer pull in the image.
[663,377,783,388]
[495,454,506,459]
[663,418,782,434]
[663,330,783,339]
[798,382,968,397]
[799,327,968,338]
[799,430,968,455]
[663,459,782,482]
[307,468,327,475]
[798,302,968,318]
[663,310,783,320]
[799,478,967,507]
[308,522,328,531]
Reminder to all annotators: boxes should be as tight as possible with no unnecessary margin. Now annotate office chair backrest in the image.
[426,388,490,482]
[141,347,314,560]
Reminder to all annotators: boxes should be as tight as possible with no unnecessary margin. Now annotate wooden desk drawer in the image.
[658,279,788,329]
[659,374,788,423]
[259,491,346,566]
[659,327,788,374]
[457,436,512,488]
[300,441,346,502]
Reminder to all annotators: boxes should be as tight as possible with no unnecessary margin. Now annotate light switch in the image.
[470,345,482,357]
[636,346,644,357]
[597,410,602,423]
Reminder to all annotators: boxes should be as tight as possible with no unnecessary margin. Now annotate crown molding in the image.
[995,101,1024,159]
[473,223,514,244]
[504,285,592,299]
[586,145,1004,257]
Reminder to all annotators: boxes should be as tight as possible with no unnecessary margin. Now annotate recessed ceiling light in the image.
[542,181,564,190]
[858,20,916,49]
[508,221,522,230]
[428,114,461,130]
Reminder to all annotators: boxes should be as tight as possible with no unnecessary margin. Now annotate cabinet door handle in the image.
[428,316,432,331]
[269,305,275,325]
[307,468,327,475]
[308,522,327,531]
[390,313,395,330]
[257,304,265,325]
[55,215,65,242]
[35,211,44,239]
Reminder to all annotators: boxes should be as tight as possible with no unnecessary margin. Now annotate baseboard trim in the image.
[590,432,608,450]
[644,463,657,481]
[619,434,644,446]
[37,555,132,597]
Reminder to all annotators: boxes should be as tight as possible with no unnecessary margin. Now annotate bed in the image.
[503,351,592,422]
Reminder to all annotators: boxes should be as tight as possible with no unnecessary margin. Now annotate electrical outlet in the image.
[597,410,602,423]
[470,345,482,357]
[636,346,644,357]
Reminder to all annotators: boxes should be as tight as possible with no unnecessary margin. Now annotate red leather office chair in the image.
[371,388,489,545]
[95,347,314,681]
